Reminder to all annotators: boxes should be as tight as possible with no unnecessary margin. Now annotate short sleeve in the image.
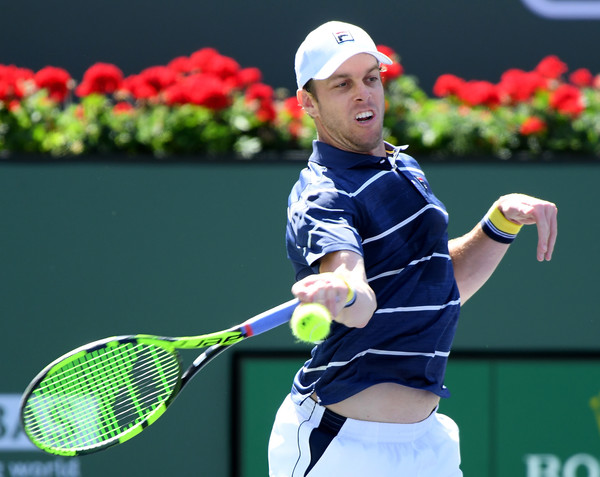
[286,185,363,276]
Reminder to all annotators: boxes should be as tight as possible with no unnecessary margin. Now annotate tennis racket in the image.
[20,298,298,456]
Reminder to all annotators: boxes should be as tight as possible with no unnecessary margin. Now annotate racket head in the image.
[20,335,183,456]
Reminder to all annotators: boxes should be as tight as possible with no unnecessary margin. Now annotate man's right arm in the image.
[291,250,377,328]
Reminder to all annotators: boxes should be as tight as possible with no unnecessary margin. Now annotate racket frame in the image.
[20,298,298,456]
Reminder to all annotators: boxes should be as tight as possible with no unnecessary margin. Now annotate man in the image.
[268,21,557,476]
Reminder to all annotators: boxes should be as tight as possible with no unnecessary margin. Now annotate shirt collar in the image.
[308,141,408,169]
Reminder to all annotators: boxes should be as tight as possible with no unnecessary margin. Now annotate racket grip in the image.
[242,298,299,336]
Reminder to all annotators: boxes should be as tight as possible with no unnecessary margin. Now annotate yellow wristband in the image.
[488,206,523,235]
[334,275,357,307]
[481,206,523,244]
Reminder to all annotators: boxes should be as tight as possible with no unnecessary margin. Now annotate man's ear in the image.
[297,89,317,118]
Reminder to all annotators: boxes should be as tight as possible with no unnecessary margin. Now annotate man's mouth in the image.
[355,111,374,122]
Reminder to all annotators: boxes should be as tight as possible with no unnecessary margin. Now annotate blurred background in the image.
[2,0,600,97]
[1,1,599,476]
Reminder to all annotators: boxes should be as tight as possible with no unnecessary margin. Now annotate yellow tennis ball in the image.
[290,303,332,343]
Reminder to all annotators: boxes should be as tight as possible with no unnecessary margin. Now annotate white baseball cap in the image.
[294,21,393,90]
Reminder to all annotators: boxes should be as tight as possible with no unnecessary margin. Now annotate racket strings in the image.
[24,344,178,449]
[22,342,181,452]
[24,346,137,448]
[49,349,172,434]
[26,347,168,432]
[30,346,174,414]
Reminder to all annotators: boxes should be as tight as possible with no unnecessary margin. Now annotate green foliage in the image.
[382,73,600,159]
[2,70,600,160]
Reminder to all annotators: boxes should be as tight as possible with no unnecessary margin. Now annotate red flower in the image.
[376,45,403,83]
[520,117,546,135]
[569,68,593,87]
[288,121,303,138]
[123,66,178,99]
[203,54,240,80]
[76,63,123,97]
[281,97,306,137]
[142,66,178,92]
[376,45,396,59]
[189,48,221,72]
[8,99,21,112]
[121,75,153,100]
[245,83,276,123]
[188,48,241,81]
[433,74,465,97]
[283,96,304,120]
[168,56,194,75]
[191,75,230,110]
[163,82,191,105]
[549,84,584,116]
[0,65,34,100]
[381,62,403,84]
[245,83,273,102]
[224,75,243,92]
[113,101,134,114]
[457,80,500,107]
[257,102,276,122]
[164,74,230,110]
[497,69,546,103]
[0,80,9,101]
[535,55,568,79]
[237,67,262,87]
[34,66,72,102]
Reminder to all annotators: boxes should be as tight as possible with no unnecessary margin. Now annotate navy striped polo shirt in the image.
[286,141,461,405]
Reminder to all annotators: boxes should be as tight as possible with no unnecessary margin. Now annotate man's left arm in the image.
[449,193,558,305]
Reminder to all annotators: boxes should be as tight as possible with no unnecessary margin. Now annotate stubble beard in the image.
[317,115,384,156]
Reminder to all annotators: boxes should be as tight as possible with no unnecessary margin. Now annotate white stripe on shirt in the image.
[376,299,461,314]
[363,204,448,245]
[368,252,451,283]
[302,348,452,374]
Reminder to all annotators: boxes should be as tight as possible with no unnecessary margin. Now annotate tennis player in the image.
[268,21,558,476]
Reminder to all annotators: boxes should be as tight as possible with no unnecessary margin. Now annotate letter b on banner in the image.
[526,454,600,477]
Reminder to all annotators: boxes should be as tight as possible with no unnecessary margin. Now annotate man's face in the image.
[299,53,387,157]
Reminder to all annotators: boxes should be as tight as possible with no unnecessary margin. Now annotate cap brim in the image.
[312,50,393,82]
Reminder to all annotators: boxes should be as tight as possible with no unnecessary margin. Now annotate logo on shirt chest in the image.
[410,175,428,193]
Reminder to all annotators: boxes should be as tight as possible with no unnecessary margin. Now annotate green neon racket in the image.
[20,298,298,456]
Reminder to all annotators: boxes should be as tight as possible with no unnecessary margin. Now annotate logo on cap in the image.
[333,30,354,44]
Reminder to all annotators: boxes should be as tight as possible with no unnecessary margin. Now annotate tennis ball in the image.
[290,303,332,343]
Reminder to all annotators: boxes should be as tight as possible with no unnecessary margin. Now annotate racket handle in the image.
[242,298,299,337]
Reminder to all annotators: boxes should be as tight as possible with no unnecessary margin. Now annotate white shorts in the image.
[268,394,462,477]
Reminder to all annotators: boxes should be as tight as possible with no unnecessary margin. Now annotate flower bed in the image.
[1,46,599,160]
